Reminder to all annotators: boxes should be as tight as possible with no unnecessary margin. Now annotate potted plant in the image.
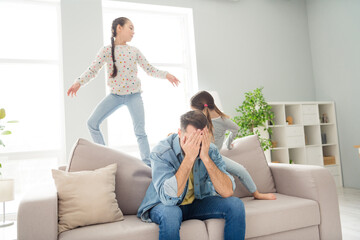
[232,87,274,151]
[0,108,18,175]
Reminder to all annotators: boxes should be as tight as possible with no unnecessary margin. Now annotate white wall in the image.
[61,0,316,158]
[61,0,107,161]
[115,0,316,116]
[307,0,360,189]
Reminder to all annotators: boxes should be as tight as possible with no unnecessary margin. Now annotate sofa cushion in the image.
[58,215,209,240]
[67,138,152,215]
[204,193,320,239]
[52,164,124,233]
[220,135,276,197]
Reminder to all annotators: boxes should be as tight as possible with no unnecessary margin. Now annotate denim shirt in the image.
[137,134,235,222]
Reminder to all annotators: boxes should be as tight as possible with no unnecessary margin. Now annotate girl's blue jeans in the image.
[87,93,151,166]
[149,196,246,240]
[222,156,257,194]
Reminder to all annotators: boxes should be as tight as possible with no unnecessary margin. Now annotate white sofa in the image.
[17,135,342,240]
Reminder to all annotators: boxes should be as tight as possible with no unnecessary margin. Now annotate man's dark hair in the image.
[180,110,209,132]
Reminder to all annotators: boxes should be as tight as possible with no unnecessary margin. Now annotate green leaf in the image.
[7,120,18,123]
[0,140,4,147]
[0,108,5,119]
[1,130,12,135]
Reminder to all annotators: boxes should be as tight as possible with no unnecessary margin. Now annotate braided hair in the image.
[110,17,129,78]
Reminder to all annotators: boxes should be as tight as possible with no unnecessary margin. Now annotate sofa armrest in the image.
[17,184,58,240]
[269,163,342,240]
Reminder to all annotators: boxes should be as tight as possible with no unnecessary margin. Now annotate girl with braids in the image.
[190,91,276,200]
[67,17,180,166]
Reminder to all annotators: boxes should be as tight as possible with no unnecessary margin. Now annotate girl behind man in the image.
[191,91,276,200]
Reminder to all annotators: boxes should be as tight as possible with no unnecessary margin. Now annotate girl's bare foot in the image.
[253,191,277,200]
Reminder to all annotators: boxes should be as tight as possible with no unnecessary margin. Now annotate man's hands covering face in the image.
[180,127,211,163]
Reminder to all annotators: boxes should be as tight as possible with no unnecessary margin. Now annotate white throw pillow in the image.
[52,163,124,233]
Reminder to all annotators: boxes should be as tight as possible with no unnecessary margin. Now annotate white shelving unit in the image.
[265,102,343,187]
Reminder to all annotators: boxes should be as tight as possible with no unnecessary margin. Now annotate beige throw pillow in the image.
[67,138,152,215]
[52,163,124,233]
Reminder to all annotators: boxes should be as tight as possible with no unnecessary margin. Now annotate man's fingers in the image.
[188,130,201,149]
[181,135,186,146]
[194,130,202,146]
[185,131,195,145]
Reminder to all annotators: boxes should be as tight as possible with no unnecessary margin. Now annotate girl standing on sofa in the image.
[67,17,180,167]
[190,91,276,200]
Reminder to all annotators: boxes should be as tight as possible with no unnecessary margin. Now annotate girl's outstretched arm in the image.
[67,47,108,97]
[136,48,180,87]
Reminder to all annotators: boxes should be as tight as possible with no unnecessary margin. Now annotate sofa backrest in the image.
[67,138,151,215]
[221,135,276,197]
[66,135,276,214]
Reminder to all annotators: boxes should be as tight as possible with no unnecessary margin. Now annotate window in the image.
[102,1,198,153]
[0,1,63,154]
[0,0,63,213]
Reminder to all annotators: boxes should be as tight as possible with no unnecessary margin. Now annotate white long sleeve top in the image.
[76,45,168,95]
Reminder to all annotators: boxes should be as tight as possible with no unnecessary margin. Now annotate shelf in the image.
[271,147,287,150]
[285,104,302,125]
[324,164,340,168]
[266,101,342,187]
[270,148,289,164]
[270,105,286,125]
[319,103,336,124]
[320,125,338,145]
[305,144,322,148]
[306,146,323,166]
[304,125,321,146]
[302,104,320,125]
[268,125,286,128]
[289,148,306,164]
[322,143,337,147]
[286,124,303,127]
[270,127,287,148]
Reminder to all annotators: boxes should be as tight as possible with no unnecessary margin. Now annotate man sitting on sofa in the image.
[137,110,246,240]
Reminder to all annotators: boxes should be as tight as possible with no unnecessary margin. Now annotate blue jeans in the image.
[149,196,246,240]
[87,93,151,166]
[222,156,257,193]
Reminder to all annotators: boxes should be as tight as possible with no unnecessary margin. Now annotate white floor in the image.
[1,187,360,240]
[337,188,360,240]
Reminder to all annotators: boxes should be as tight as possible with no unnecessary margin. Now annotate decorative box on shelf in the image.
[323,156,336,165]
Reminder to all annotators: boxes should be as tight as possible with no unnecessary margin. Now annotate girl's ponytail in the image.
[111,35,118,78]
[203,105,214,137]
[214,105,229,119]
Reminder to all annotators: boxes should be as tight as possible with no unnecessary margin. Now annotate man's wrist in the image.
[183,155,196,167]
[200,154,212,164]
